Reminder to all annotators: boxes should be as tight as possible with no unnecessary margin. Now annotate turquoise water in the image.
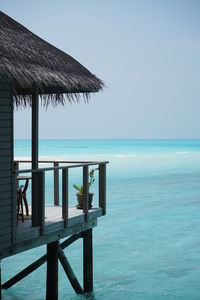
[3,139,200,299]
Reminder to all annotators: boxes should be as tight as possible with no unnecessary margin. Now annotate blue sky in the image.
[1,0,200,139]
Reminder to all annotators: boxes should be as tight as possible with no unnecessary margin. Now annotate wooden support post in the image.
[99,164,106,215]
[83,166,89,221]
[32,88,39,226]
[32,88,39,170]
[32,171,45,231]
[83,229,93,293]
[58,247,83,294]
[62,169,68,227]
[54,162,59,206]
[46,241,59,300]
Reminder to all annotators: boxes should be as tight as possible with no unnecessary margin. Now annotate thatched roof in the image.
[0,11,104,107]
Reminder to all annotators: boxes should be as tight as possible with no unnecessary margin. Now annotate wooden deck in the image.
[16,205,103,242]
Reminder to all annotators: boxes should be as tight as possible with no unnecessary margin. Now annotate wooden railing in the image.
[13,160,108,234]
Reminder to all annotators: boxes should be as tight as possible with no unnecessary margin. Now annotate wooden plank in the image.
[0,106,12,113]
[0,199,12,208]
[0,135,11,142]
[0,155,12,164]
[0,206,11,215]
[46,241,58,300]
[0,128,12,135]
[1,148,12,159]
[0,113,11,120]
[0,190,12,199]
[0,227,11,236]
[0,234,11,244]
[0,163,12,170]
[0,184,12,193]
[0,176,12,186]
[0,240,11,251]
[0,170,11,178]
[0,143,12,150]
[0,219,12,230]
[0,213,11,222]
[0,90,12,98]
[0,82,11,91]
[0,121,11,128]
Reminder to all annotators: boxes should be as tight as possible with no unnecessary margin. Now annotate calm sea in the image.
[3,139,200,300]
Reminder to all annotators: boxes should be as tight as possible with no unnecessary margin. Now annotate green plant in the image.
[73,168,95,194]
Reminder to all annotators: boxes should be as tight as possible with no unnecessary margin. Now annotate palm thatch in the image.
[0,11,104,107]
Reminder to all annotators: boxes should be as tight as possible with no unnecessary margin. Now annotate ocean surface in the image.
[2,139,200,300]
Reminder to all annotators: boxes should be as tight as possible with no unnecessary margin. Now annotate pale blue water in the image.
[2,139,200,299]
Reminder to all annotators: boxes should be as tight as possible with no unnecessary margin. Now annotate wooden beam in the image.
[2,234,82,289]
[2,220,97,259]
[58,247,83,294]
[2,254,46,289]
[46,241,58,300]
[83,229,93,293]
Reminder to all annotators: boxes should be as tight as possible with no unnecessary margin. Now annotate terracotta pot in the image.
[76,193,94,209]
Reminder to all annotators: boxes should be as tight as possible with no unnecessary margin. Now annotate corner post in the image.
[83,166,89,221]
[83,229,93,293]
[99,163,106,215]
[46,240,59,300]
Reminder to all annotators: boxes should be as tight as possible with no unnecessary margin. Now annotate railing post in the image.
[54,162,59,206]
[62,168,68,227]
[83,166,89,221]
[99,164,106,215]
[32,171,45,234]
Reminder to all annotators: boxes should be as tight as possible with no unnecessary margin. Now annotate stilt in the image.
[58,248,83,294]
[83,229,93,293]
[46,241,58,300]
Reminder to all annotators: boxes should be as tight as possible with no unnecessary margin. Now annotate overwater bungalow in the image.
[0,11,108,299]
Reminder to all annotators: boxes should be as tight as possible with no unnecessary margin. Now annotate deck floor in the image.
[17,205,102,242]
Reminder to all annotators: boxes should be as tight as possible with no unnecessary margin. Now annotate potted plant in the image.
[73,168,95,209]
